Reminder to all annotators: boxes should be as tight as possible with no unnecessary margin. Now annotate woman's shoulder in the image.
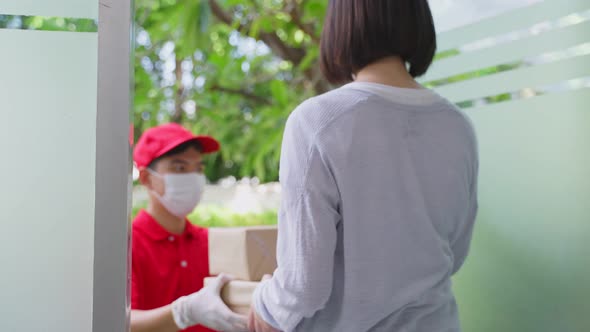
[288,87,371,132]
[298,86,371,111]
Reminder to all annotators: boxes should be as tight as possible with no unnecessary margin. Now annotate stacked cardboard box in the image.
[203,278,259,315]
[207,226,278,314]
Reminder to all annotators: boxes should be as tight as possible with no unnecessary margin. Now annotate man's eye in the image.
[174,165,186,172]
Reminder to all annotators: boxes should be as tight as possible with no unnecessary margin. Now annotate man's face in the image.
[144,147,204,196]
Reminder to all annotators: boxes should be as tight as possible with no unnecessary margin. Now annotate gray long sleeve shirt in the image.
[253,82,479,332]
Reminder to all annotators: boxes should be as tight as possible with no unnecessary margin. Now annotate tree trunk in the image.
[171,57,184,123]
[208,0,331,95]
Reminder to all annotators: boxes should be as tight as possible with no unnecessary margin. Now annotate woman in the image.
[249,0,478,331]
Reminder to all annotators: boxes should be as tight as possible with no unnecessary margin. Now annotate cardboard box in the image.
[208,226,278,281]
[204,277,258,315]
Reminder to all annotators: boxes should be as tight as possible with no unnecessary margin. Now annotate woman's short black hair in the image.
[320,0,437,84]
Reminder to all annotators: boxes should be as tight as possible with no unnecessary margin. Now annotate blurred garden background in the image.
[3,0,587,331]
[129,0,329,226]
[126,0,571,216]
[128,1,589,331]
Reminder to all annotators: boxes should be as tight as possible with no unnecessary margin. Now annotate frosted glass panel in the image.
[452,90,590,331]
[423,21,590,83]
[435,55,590,103]
[0,0,97,19]
[0,29,97,331]
[437,0,590,51]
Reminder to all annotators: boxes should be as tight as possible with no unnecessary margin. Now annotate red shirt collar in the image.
[135,210,199,241]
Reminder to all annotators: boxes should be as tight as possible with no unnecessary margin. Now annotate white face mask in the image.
[149,170,206,217]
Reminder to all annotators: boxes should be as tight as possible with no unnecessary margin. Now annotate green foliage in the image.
[424,60,523,108]
[133,1,527,181]
[188,205,277,228]
[132,203,278,228]
[134,0,329,182]
[433,48,460,61]
[0,15,97,32]
[425,61,524,89]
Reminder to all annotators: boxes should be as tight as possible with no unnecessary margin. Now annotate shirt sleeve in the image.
[253,108,341,331]
[450,190,477,274]
[131,239,143,309]
[450,144,479,275]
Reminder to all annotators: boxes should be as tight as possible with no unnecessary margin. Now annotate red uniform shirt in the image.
[132,210,214,332]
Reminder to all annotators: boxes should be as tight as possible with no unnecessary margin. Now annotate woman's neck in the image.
[354,56,422,89]
[147,202,186,235]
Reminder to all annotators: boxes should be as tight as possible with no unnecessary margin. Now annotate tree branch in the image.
[210,84,272,105]
[207,0,329,94]
[208,0,233,24]
[286,0,320,44]
[208,0,305,65]
[172,57,185,123]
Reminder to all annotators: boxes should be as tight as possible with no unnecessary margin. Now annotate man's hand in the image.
[172,274,248,332]
[248,275,281,332]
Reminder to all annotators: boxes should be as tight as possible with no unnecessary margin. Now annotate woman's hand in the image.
[248,275,281,332]
[248,308,280,332]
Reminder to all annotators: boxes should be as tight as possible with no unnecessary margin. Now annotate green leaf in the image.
[134,0,327,182]
[250,18,261,38]
[269,80,288,107]
[297,47,319,71]
[304,0,326,18]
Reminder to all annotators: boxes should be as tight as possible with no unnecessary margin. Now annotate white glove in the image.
[172,274,248,331]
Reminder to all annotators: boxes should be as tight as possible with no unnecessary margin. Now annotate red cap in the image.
[133,123,220,168]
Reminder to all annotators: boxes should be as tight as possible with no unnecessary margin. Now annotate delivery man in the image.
[130,123,247,332]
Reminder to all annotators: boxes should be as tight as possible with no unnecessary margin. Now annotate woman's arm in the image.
[451,144,479,275]
[251,109,341,331]
[248,306,279,332]
[450,173,478,274]
[248,275,278,332]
